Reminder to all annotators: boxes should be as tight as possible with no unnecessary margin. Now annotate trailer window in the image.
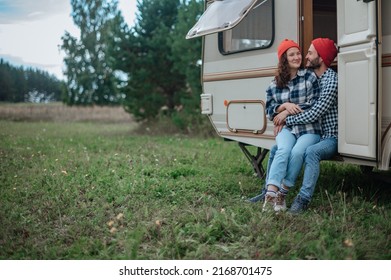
[219,0,274,54]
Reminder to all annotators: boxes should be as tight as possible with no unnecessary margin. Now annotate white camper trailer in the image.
[187,0,391,178]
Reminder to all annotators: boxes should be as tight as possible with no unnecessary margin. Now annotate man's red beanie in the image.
[312,38,338,67]
[277,39,300,61]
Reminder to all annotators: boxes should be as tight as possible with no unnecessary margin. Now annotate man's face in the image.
[305,44,322,69]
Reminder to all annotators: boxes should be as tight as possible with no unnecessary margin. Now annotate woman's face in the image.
[286,47,302,70]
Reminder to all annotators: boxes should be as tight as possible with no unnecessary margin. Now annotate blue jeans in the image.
[298,137,337,201]
[266,128,320,189]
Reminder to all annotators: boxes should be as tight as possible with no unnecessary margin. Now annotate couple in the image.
[251,38,338,214]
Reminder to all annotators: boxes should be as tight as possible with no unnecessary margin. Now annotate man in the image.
[249,38,338,214]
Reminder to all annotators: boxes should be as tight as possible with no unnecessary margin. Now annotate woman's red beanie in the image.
[312,38,338,67]
[277,39,300,61]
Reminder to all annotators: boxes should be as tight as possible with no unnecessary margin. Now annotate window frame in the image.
[218,0,275,55]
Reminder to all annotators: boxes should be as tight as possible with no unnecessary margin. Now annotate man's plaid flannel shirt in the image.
[285,68,338,140]
[266,69,322,138]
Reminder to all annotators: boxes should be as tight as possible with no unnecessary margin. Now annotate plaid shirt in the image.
[266,69,321,137]
[285,68,338,140]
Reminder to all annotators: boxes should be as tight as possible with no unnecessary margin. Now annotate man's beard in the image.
[306,57,321,69]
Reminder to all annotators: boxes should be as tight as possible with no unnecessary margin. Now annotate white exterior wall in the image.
[199,0,391,170]
[202,0,299,149]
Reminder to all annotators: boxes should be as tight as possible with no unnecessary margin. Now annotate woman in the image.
[264,39,321,212]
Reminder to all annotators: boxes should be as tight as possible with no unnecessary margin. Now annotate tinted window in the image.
[219,0,274,54]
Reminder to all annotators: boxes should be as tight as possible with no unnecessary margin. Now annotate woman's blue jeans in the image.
[266,128,320,189]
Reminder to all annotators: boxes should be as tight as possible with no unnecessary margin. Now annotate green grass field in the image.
[0,105,390,259]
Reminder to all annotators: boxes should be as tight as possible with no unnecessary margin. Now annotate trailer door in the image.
[337,0,381,160]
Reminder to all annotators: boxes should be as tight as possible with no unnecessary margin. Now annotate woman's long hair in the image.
[275,53,291,88]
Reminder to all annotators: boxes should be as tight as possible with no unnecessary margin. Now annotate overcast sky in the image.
[0,0,138,80]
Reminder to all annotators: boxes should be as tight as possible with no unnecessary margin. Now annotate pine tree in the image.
[169,0,203,129]
[120,0,186,120]
[0,59,64,103]
[61,0,125,105]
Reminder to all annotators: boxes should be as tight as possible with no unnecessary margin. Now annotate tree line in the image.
[61,0,203,126]
[1,0,204,129]
[0,59,65,103]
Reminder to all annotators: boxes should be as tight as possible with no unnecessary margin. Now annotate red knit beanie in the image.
[277,39,300,61]
[312,38,338,67]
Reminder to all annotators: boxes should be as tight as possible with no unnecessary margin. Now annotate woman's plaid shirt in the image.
[266,69,321,137]
[285,68,338,140]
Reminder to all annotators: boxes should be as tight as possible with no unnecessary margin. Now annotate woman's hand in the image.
[273,110,289,125]
[274,124,284,136]
[281,102,303,115]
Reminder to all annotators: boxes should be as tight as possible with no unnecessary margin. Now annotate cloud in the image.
[0,0,138,79]
[0,53,58,71]
[1,52,64,79]
[0,2,75,79]
[0,53,28,65]
[0,0,69,24]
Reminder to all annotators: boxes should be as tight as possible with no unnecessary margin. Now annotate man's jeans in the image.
[266,128,320,189]
[265,137,337,200]
[298,137,337,201]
